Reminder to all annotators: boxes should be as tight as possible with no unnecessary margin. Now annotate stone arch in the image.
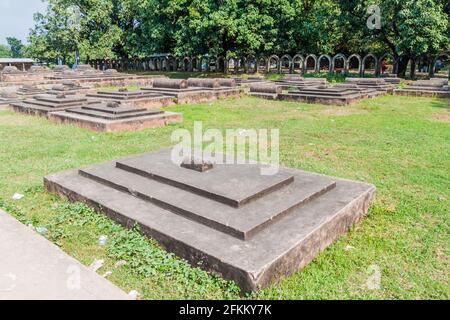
[318,54,332,73]
[280,54,293,73]
[257,56,267,73]
[182,57,191,72]
[347,54,362,76]
[216,56,225,73]
[378,53,397,76]
[331,53,347,74]
[292,54,304,74]
[199,56,209,72]
[227,57,238,74]
[190,56,200,72]
[431,52,450,79]
[304,54,318,73]
[246,55,257,74]
[167,56,176,71]
[268,55,280,73]
[362,54,378,77]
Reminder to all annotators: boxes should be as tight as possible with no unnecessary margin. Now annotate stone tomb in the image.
[0,91,21,109]
[49,101,182,132]
[11,94,95,117]
[274,75,327,90]
[86,88,175,108]
[394,78,450,98]
[141,78,218,104]
[186,78,242,98]
[248,83,282,100]
[345,78,396,94]
[44,148,375,292]
[47,81,93,96]
[278,85,369,105]
[16,84,46,98]
[232,76,268,87]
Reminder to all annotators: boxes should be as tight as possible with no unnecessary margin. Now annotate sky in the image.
[0,0,47,45]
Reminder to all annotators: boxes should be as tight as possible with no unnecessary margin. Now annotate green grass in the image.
[0,95,449,300]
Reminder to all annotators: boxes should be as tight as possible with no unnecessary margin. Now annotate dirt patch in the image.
[433,110,450,123]
[314,107,369,117]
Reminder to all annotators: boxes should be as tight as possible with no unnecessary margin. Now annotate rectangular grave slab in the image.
[49,102,182,132]
[87,89,175,108]
[44,148,376,292]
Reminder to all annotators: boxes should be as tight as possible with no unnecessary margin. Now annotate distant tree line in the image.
[0,37,26,58]
[25,0,450,75]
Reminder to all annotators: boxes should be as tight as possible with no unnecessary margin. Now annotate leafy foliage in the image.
[26,0,450,66]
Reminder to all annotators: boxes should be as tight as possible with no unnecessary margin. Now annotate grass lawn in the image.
[0,95,448,299]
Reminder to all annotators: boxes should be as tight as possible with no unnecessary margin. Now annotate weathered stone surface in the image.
[187,78,220,88]
[45,148,376,293]
[278,85,368,105]
[11,94,95,117]
[394,78,450,98]
[87,89,175,108]
[49,102,182,132]
[345,78,395,93]
[153,78,188,89]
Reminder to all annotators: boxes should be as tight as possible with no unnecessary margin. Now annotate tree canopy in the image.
[26,0,450,67]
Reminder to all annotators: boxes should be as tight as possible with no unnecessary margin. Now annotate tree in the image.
[0,44,12,58]
[6,37,24,58]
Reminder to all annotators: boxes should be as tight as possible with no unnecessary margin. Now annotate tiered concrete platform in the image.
[11,94,95,117]
[278,85,370,105]
[45,148,376,292]
[49,102,182,132]
[141,78,218,104]
[87,88,175,108]
[394,78,450,98]
[0,210,130,300]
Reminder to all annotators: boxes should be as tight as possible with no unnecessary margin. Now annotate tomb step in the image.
[79,162,335,240]
[116,152,295,208]
[66,107,163,120]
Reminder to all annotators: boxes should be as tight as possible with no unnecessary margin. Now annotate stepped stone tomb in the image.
[394,78,450,98]
[16,84,46,97]
[141,78,220,104]
[344,78,396,93]
[274,75,327,90]
[46,81,93,95]
[86,88,175,108]
[332,83,382,98]
[0,91,21,109]
[278,85,371,105]
[11,93,95,117]
[44,147,376,292]
[232,76,268,86]
[380,74,402,85]
[49,101,182,132]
